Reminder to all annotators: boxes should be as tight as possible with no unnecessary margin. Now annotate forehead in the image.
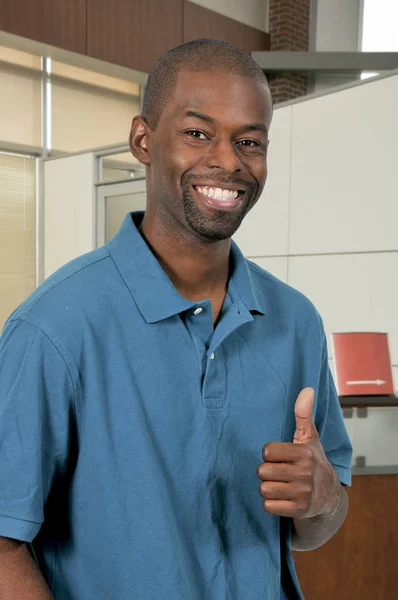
[163,70,272,128]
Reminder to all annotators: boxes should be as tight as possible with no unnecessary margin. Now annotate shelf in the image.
[339,395,398,407]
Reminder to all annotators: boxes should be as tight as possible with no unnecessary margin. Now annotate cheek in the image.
[160,141,200,179]
[247,155,268,184]
[248,158,268,203]
[174,144,203,172]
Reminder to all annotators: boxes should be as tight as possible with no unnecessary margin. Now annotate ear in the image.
[129,116,151,166]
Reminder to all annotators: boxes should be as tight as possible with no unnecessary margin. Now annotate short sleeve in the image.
[315,330,353,487]
[0,318,76,542]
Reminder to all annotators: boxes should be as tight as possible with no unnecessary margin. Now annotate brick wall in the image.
[267,0,310,104]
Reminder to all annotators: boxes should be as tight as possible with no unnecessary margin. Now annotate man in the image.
[0,39,352,599]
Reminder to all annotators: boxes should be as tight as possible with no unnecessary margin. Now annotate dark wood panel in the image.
[340,395,398,407]
[183,1,270,54]
[0,0,86,53]
[87,0,183,74]
[294,475,398,600]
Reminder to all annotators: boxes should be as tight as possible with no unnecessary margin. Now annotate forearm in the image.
[291,485,348,551]
[0,537,54,599]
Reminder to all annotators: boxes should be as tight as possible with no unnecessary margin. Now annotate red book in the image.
[331,332,394,396]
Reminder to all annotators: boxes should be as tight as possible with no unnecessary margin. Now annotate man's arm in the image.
[0,321,76,598]
[291,483,349,551]
[0,537,54,599]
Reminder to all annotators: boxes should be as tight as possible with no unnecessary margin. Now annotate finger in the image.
[259,481,293,501]
[262,442,312,463]
[293,387,319,444]
[256,462,296,482]
[263,499,298,518]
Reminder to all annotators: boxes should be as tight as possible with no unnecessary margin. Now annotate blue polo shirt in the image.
[0,211,352,599]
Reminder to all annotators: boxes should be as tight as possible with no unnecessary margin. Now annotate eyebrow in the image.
[181,110,268,135]
[182,110,215,124]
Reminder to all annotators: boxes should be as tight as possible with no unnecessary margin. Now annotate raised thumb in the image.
[293,387,318,444]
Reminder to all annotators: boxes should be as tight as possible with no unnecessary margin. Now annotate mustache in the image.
[182,172,256,192]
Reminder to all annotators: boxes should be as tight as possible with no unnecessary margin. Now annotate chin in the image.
[185,207,247,241]
[182,190,250,242]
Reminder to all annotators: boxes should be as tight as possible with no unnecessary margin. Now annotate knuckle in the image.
[302,446,314,460]
[301,468,313,483]
[296,479,312,497]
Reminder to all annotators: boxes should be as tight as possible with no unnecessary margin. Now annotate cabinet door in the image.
[87,0,183,73]
[294,475,398,600]
[0,0,86,53]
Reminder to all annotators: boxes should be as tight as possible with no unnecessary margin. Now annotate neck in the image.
[138,215,231,302]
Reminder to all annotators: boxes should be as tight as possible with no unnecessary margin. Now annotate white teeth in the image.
[196,186,240,201]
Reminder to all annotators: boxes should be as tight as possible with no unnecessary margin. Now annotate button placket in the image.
[183,301,215,398]
[202,345,225,409]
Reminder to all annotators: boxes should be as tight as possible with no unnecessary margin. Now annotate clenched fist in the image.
[257,388,341,519]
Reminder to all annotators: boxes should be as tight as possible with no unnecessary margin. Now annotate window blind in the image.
[0,47,42,148]
[0,153,36,330]
[52,78,140,153]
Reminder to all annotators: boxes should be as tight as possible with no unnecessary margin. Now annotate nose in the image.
[205,137,243,172]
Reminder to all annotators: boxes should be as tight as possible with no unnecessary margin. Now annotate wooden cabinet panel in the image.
[183,1,270,54]
[0,0,86,53]
[87,0,183,74]
[294,475,398,599]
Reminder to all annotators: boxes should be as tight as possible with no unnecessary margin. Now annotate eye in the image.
[185,130,208,140]
[237,139,262,148]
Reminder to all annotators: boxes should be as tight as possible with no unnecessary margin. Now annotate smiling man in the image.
[0,39,352,599]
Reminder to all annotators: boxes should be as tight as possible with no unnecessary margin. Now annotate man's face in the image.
[141,70,272,242]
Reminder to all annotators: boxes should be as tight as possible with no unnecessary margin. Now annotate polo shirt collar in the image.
[229,240,267,316]
[107,212,266,323]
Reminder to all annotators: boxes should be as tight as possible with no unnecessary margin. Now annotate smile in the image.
[195,185,241,200]
[192,185,245,211]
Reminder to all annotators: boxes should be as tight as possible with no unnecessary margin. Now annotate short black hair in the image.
[141,38,269,130]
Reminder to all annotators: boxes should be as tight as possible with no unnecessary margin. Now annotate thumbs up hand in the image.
[257,388,341,519]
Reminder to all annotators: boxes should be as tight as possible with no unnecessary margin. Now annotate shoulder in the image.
[6,246,115,332]
[246,259,320,320]
[247,260,326,355]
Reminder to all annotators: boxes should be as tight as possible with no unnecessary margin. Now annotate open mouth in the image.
[192,185,246,211]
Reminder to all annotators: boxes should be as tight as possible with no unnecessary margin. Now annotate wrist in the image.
[321,468,342,517]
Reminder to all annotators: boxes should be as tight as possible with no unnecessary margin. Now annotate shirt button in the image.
[193,307,203,315]
[210,352,215,360]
